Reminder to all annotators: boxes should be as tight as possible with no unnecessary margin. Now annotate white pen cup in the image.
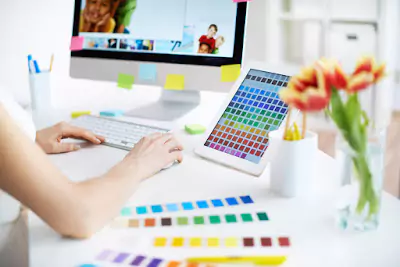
[29,72,52,111]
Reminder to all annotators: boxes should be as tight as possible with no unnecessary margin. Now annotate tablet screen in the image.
[204,69,290,164]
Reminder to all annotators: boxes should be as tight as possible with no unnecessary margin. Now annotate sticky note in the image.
[240,195,254,204]
[221,64,241,82]
[211,199,224,207]
[172,237,184,247]
[100,110,124,117]
[70,36,84,51]
[166,203,179,212]
[257,212,269,221]
[209,215,221,224]
[185,124,206,135]
[139,64,157,81]
[225,197,239,206]
[136,206,147,215]
[225,237,239,247]
[225,214,237,223]
[233,0,252,2]
[164,74,185,90]
[177,217,189,225]
[196,200,209,209]
[151,205,163,213]
[120,207,132,216]
[241,213,253,222]
[207,238,219,247]
[78,264,99,267]
[118,73,134,89]
[182,202,194,210]
[154,237,167,247]
[189,238,202,247]
[71,111,91,119]
[194,216,205,225]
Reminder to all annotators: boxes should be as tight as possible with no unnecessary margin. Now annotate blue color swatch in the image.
[139,64,157,81]
[136,206,147,215]
[240,195,254,204]
[211,199,224,207]
[226,197,239,206]
[182,202,195,210]
[99,109,124,117]
[166,203,179,212]
[196,200,209,209]
[151,205,163,213]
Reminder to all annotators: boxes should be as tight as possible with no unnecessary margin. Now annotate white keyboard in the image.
[71,115,169,151]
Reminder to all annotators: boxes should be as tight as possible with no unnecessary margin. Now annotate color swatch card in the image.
[121,195,254,216]
[110,211,269,229]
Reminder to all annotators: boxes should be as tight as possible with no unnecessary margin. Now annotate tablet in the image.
[194,63,297,176]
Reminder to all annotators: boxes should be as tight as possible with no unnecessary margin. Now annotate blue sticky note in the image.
[136,206,147,215]
[151,205,163,213]
[100,109,124,117]
[196,200,209,209]
[78,264,99,267]
[166,203,179,212]
[182,202,194,210]
[139,64,157,81]
[120,207,132,216]
[240,195,254,204]
[211,199,224,207]
[225,197,239,206]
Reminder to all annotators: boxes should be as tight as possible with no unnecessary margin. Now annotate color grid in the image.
[205,69,290,164]
[154,237,291,248]
[111,211,269,229]
[121,195,254,216]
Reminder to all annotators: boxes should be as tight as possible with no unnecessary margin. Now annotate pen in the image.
[33,60,41,74]
[28,55,34,73]
[186,256,287,266]
[49,54,54,72]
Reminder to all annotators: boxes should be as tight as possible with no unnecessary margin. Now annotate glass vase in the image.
[335,129,386,231]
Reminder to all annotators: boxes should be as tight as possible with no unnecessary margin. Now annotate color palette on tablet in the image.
[205,69,290,164]
[110,211,269,229]
[121,195,254,216]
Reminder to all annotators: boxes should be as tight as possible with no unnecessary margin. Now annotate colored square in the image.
[118,73,134,89]
[277,114,283,120]
[226,197,239,205]
[114,253,130,263]
[273,120,280,126]
[154,237,167,247]
[262,117,268,123]
[190,238,202,247]
[225,214,237,223]
[182,202,194,210]
[120,207,132,216]
[148,259,163,267]
[151,205,163,213]
[209,215,221,224]
[221,64,241,82]
[243,237,255,247]
[240,213,252,222]
[177,217,189,225]
[172,237,185,247]
[165,74,185,90]
[161,217,172,226]
[233,116,238,121]
[278,237,291,247]
[139,64,157,81]
[261,110,266,115]
[166,261,181,267]
[240,195,254,204]
[254,122,259,127]
[196,200,209,209]
[129,219,140,228]
[185,124,206,135]
[207,238,220,247]
[145,218,156,227]
[70,36,84,51]
[271,113,277,118]
[225,237,239,247]
[257,212,269,221]
[261,237,273,247]
[131,256,146,266]
[166,203,179,212]
[211,199,224,207]
[96,250,112,261]
[194,216,205,225]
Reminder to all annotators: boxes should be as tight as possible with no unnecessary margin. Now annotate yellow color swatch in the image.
[221,64,241,82]
[225,237,239,247]
[165,74,185,90]
[172,237,184,247]
[71,111,91,119]
[250,128,255,133]
[224,120,229,125]
[189,238,202,247]
[207,238,220,247]
[261,130,267,136]
[255,129,261,134]
[154,237,167,247]
[234,123,239,129]
[240,124,245,129]
[245,126,250,131]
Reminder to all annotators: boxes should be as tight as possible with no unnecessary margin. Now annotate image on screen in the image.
[78,0,238,58]
[204,69,291,164]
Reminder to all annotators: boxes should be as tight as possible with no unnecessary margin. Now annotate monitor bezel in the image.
[71,0,247,67]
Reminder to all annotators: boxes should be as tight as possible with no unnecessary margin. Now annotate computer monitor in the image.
[70,0,248,120]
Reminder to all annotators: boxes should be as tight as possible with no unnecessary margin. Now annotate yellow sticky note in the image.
[189,237,202,247]
[172,237,184,247]
[118,73,134,89]
[154,237,167,247]
[164,74,185,90]
[207,238,220,247]
[221,64,241,82]
[71,111,91,119]
[225,237,238,247]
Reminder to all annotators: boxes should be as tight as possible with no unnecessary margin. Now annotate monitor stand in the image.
[125,90,201,121]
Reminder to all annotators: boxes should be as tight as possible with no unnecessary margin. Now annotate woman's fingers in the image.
[62,125,103,144]
[169,150,184,163]
[164,139,184,152]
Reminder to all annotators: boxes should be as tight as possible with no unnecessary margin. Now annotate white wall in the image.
[0,1,267,107]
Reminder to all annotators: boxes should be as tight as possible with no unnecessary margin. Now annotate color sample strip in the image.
[153,237,291,248]
[122,195,255,216]
[111,212,269,229]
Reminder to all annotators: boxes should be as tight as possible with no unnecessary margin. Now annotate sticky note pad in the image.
[100,110,124,117]
[221,64,241,82]
[70,36,84,51]
[118,73,134,89]
[71,111,91,119]
[139,64,157,81]
[164,74,185,90]
[185,124,206,135]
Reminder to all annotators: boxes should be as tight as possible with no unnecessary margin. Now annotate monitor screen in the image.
[204,69,290,164]
[77,0,241,59]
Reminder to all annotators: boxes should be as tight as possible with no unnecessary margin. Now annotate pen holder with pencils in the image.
[29,71,52,110]
[268,130,318,198]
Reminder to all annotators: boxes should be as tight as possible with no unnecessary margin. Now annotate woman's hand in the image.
[107,133,184,182]
[36,122,105,154]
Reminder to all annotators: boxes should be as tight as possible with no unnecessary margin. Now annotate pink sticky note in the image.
[70,36,84,51]
[233,0,252,2]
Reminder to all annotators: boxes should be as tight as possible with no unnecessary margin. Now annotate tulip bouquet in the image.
[279,56,386,219]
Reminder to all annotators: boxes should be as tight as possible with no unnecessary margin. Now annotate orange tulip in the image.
[347,56,386,92]
[347,72,375,93]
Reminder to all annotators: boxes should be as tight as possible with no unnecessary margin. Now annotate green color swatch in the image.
[241,213,253,222]
[225,214,237,223]
[117,73,134,89]
[177,217,189,225]
[185,124,206,135]
[209,215,221,224]
[257,212,269,221]
[194,216,205,225]
[120,207,132,216]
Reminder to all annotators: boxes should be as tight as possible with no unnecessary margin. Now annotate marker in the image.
[28,55,34,73]
[186,256,287,266]
[33,60,41,74]
[49,54,54,72]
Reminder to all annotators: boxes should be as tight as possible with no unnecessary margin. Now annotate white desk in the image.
[29,87,400,267]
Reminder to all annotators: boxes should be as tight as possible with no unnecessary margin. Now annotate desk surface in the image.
[29,87,400,267]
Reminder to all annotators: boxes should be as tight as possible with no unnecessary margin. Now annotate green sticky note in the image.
[177,217,189,225]
[120,207,132,216]
[194,216,205,225]
[209,215,221,224]
[185,124,206,135]
[257,212,269,221]
[118,73,134,89]
[165,74,185,90]
[225,214,237,223]
[241,213,253,222]
[221,64,241,82]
